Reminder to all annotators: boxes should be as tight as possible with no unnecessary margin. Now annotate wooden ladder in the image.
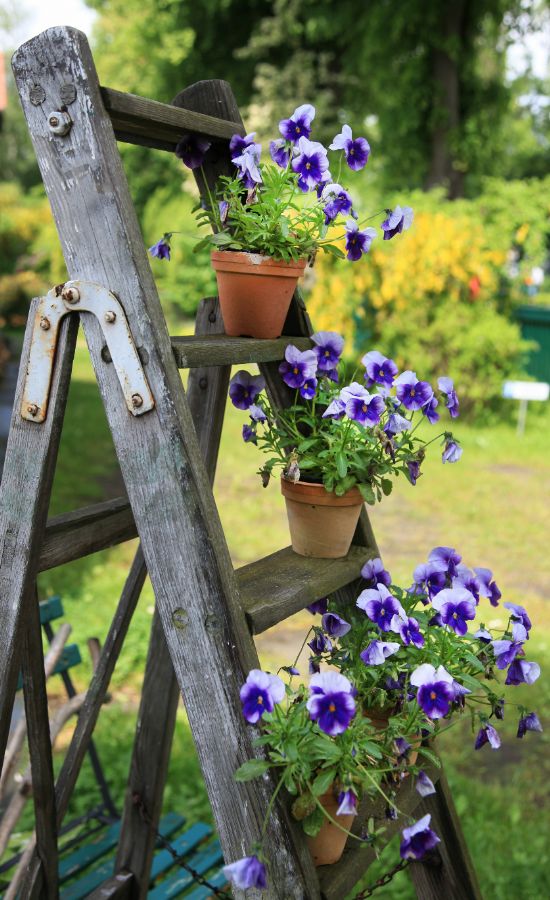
[0,26,482,900]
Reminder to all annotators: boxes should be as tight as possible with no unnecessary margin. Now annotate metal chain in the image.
[352,858,410,898]
[132,793,232,899]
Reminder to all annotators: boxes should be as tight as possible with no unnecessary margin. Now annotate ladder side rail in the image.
[40,496,136,572]
[0,308,78,761]
[115,297,230,894]
[12,29,317,900]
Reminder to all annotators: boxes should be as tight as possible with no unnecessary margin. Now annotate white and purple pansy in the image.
[431,587,477,636]
[311,331,345,373]
[442,438,463,464]
[279,104,316,143]
[175,133,211,169]
[269,138,291,168]
[390,615,425,648]
[322,612,351,637]
[517,712,542,738]
[291,136,329,192]
[148,234,172,260]
[474,723,501,750]
[223,855,267,891]
[394,371,433,411]
[428,546,461,578]
[232,140,262,187]
[344,219,377,261]
[415,771,436,797]
[341,382,385,426]
[361,557,392,588]
[321,182,354,223]
[381,205,414,240]
[410,664,456,719]
[239,669,285,724]
[229,132,257,159]
[400,814,440,860]
[362,350,398,388]
[504,602,531,634]
[474,567,501,606]
[336,789,358,816]
[505,659,540,685]
[278,344,318,389]
[356,584,407,632]
[329,124,371,171]
[360,639,400,666]
[438,376,460,418]
[306,672,356,736]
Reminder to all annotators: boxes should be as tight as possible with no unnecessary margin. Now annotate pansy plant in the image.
[224,548,541,891]
[227,332,463,502]
[149,104,414,265]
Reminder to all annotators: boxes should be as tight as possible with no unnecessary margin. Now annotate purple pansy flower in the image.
[385,412,411,436]
[360,639,400,666]
[416,771,436,797]
[474,567,501,607]
[343,384,385,426]
[382,205,414,240]
[229,132,257,159]
[361,558,391,588]
[431,587,477,636]
[321,183,354,223]
[474,723,501,750]
[362,350,398,388]
[269,138,291,168]
[300,378,317,400]
[429,546,461,578]
[329,124,370,171]
[223,855,267,891]
[311,331,345,372]
[240,669,285,724]
[175,134,211,169]
[492,637,525,669]
[322,396,346,419]
[422,396,440,424]
[394,371,434,411]
[307,598,329,615]
[400,814,440,860]
[474,628,493,643]
[391,615,425,648]
[309,657,320,675]
[345,219,377,261]
[229,371,266,410]
[356,584,406,632]
[411,664,455,719]
[452,565,481,602]
[336,789,357,816]
[442,439,463,463]
[242,423,257,444]
[412,560,448,598]
[279,104,316,142]
[504,602,531,634]
[291,137,329,192]
[308,633,332,654]
[438,376,460,418]
[279,345,318,389]
[149,235,172,260]
[322,612,351,637]
[505,659,540,685]
[249,404,266,423]
[307,672,356,736]
[517,712,542,738]
[232,141,262,187]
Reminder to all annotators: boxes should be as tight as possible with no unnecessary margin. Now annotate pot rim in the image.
[210,249,307,274]
[280,477,363,507]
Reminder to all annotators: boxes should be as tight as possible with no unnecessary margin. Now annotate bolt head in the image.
[62,286,80,304]
[39,316,51,331]
[131,393,143,408]
[27,404,39,417]
[48,115,60,127]
[104,310,117,323]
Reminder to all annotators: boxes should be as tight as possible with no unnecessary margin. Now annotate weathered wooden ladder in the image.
[0,25,482,900]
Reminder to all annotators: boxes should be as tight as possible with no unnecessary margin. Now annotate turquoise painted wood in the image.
[184,870,228,900]
[39,595,64,624]
[16,644,82,692]
[147,840,223,900]
[149,822,212,881]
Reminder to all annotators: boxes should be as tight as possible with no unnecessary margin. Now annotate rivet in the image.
[47,110,72,136]
[29,84,46,106]
[39,317,51,331]
[104,310,117,323]
[27,404,39,417]
[131,393,143,408]
[62,286,80,304]
[48,115,59,128]
[199,376,208,390]
[208,311,217,323]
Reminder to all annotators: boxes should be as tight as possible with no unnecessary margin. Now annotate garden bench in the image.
[0,25,481,899]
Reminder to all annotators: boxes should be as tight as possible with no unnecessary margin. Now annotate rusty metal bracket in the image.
[21,280,155,423]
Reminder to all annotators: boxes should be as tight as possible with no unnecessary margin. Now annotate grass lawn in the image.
[3,337,549,898]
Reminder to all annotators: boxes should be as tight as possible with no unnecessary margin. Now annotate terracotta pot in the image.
[210,250,306,339]
[280,479,363,558]
[363,708,421,767]
[305,786,355,866]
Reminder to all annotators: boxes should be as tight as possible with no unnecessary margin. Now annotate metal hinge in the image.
[22,280,155,423]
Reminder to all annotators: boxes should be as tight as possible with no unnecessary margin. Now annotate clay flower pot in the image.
[280,479,363,558]
[210,250,306,339]
[364,708,421,767]
[305,786,355,866]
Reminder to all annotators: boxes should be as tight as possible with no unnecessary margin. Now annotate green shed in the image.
[516,305,550,384]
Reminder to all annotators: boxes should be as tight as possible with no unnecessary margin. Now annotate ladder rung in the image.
[318,763,441,899]
[237,545,374,635]
[170,334,313,369]
[40,497,136,572]
[100,87,244,151]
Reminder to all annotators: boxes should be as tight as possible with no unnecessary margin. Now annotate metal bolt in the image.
[48,115,59,128]
[131,393,143,409]
[208,310,217,323]
[199,376,208,390]
[27,404,39,417]
[104,310,117,323]
[47,110,72,136]
[39,317,51,331]
[62,286,80,304]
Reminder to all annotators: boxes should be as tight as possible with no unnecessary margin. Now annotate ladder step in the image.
[40,497,137,572]
[319,763,441,899]
[100,87,244,151]
[237,545,374,635]
[170,334,312,369]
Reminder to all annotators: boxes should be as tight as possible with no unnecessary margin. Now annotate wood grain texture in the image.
[100,86,244,148]
[238,545,374,634]
[171,332,312,369]
[407,769,482,900]
[0,305,78,765]
[86,871,135,900]
[20,589,58,899]
[12,33,316,899]
[39,496,136,571]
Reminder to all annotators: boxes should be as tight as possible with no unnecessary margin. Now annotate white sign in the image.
[502,381,549,402]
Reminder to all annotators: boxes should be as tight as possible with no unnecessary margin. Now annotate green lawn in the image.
[4,338,548,897]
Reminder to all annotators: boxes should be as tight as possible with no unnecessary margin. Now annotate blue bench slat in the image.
[182,870,228,900]
[150,822,212,881]
[39,595,64,624]
[147,840,223,900]
[59,812,184,884]
[17,644,82,692]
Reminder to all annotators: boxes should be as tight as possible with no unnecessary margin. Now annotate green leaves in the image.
[311,767,338,796]
[234,759,271,782]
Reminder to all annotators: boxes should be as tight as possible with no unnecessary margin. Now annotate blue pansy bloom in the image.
[504,602,532,635]
[307,598,329,615]
[362,350,398,388]
[308,633,332,654]
[394,371,433,411]
[175,134,211,169]
[492,636,525,669]
[385,410,411,437]
[381,205,414,240]
[517,712,542,738]
[242,423,257,444]
[148,235,172,261]
[474,567,501,607]
[416,771,436,797]
[411,664,456,719]
[356,584,406,632]
[431,587,477,636]
[223,855,267,891]
[229,132,257,159]
[411,559,448,598]
[232,141,262,188]
[279,345,318,389]
[400,814,440,860]
[429,546,461,578]
[300,377,317,399]
[322,612,351,637]
[361,557,391,587]
[391,615,425,648]
[311,331,345,372]
[269,138,291,168]
[240,669,285,724]
[422,396,440,424]
[229,370,266,410]
[321,183,354,223]
[291,136,329,191]
[279,104,316,142]
[345,219,377,261]
[336,790,357,816]
[330,124,370,171]
[307,672,356,736]
[360,640,400,666]
[442,438,463,463]
[438,376,460,418]
[505,659,540,685]
[474,723,501,750]
[342,383,385,426]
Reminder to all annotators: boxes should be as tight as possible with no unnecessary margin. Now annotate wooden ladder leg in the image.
[408,769,483,900]
[115,297,230,894]
[0,309,78,763]
[13,30,317,899]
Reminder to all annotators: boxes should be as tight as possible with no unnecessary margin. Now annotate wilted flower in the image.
[242,423,257,444]
[474,567,501,607]
[249,404,266,423]
[148,235,172,261]
[505,659,540,685]
[223,855,267,891]
[336,789,358,816]
[400,814,440,860]
[308,633,333,654]
[279,104,316,142]
[175,134,211,169]
[232,141,263,187]
[504,602,532,634]
[330,124,371,171]
[381,205,414,240]
[322,612,351,637]
[438,376,460,418]
[345,220,377,261]
[240,670,285,724]
[492,636,525,669]
[517,712,542,738]
[474,723,501,750]
[360,640,400,665]
[416,771,436,797]
[307,598,329,615]
[307,672,356,735]
[422,396,440,424]
[442,438,463,464]
[229,132,257,159]
[407,459,422,486]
